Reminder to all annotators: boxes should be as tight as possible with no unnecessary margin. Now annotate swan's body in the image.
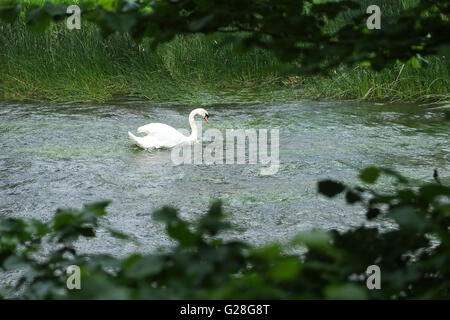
[128,108,209,149]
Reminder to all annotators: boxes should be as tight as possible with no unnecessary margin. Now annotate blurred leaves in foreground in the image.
[1,167,450,299]
[0,0,449,73]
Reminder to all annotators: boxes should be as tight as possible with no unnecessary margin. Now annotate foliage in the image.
[0,0,449,73]
[1,168,449,299]
[0,17,448,103]
[1,0,448,104]
[0,20,283,103]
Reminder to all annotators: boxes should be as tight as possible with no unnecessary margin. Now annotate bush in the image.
[1,167,449,299]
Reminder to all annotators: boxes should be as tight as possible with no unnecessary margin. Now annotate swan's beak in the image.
[204,116,209,124]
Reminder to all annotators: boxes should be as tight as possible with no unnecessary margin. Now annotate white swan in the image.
[128,108,210,149]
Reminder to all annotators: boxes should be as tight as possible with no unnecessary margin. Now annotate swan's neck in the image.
[188,111,198,141]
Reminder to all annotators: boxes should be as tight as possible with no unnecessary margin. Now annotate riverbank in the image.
[0,21,449,105]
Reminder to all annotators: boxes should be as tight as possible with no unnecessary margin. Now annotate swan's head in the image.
[193,108,210,124]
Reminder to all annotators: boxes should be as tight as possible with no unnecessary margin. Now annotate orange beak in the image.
[205,116,209,124]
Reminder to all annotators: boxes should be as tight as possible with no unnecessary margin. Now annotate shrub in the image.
[1,168,449,299]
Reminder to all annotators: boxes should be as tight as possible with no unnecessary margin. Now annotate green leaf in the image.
[324,284,367,300]
[291,231,340,258]
[83,201,110,217]
[198,200,230,236]
[103,12,137,33]
[123,254,164,279]
[167,221,199,247]
[0,218,26,233]
[359,167,381,184]
[26,7,51,31]
[390,206,427,231]
[407,56,421,69]
[153,207,179,223]
[188,14,214,32]
[269,258,301,281]
[251,244,282,260]
[42,2,68,18]
[153,203,199,247]
[419,184,450,201]
[26,219,50,237]
[3,254,29,270]
[99,0,118,10]
[68,273,131,300]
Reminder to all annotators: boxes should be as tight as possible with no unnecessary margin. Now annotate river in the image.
[0,100,448,254]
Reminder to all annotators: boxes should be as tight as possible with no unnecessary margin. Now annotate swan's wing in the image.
[137,123,186,139]
[137,123,187,147]
[128,131,158,149]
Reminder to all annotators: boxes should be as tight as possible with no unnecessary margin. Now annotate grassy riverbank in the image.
[0,0,449,104]
[0,22,285,104]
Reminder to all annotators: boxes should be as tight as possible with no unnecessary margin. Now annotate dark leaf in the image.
[153,206,179,223]
[167,221,199,247]
[0,4,21,23]
[445,111,450,121]
[83,201,110,217]
[318,180,346,198]
[346,191,362,204]
[366,207,381,220]
[419,184,450,201]
[123,254,164,279]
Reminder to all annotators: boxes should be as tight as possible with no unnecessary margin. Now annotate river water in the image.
[0,101,449,254]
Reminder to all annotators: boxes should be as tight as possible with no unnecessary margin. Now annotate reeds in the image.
[0,0,448,104]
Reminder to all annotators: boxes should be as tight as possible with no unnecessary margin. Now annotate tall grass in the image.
[297,58,449,102]
[0,0,448,104]
[0,21,282,103]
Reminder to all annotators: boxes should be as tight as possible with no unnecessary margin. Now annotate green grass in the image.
[0,21,289,103]
[0,0,448,104]
[290,58,450,103]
